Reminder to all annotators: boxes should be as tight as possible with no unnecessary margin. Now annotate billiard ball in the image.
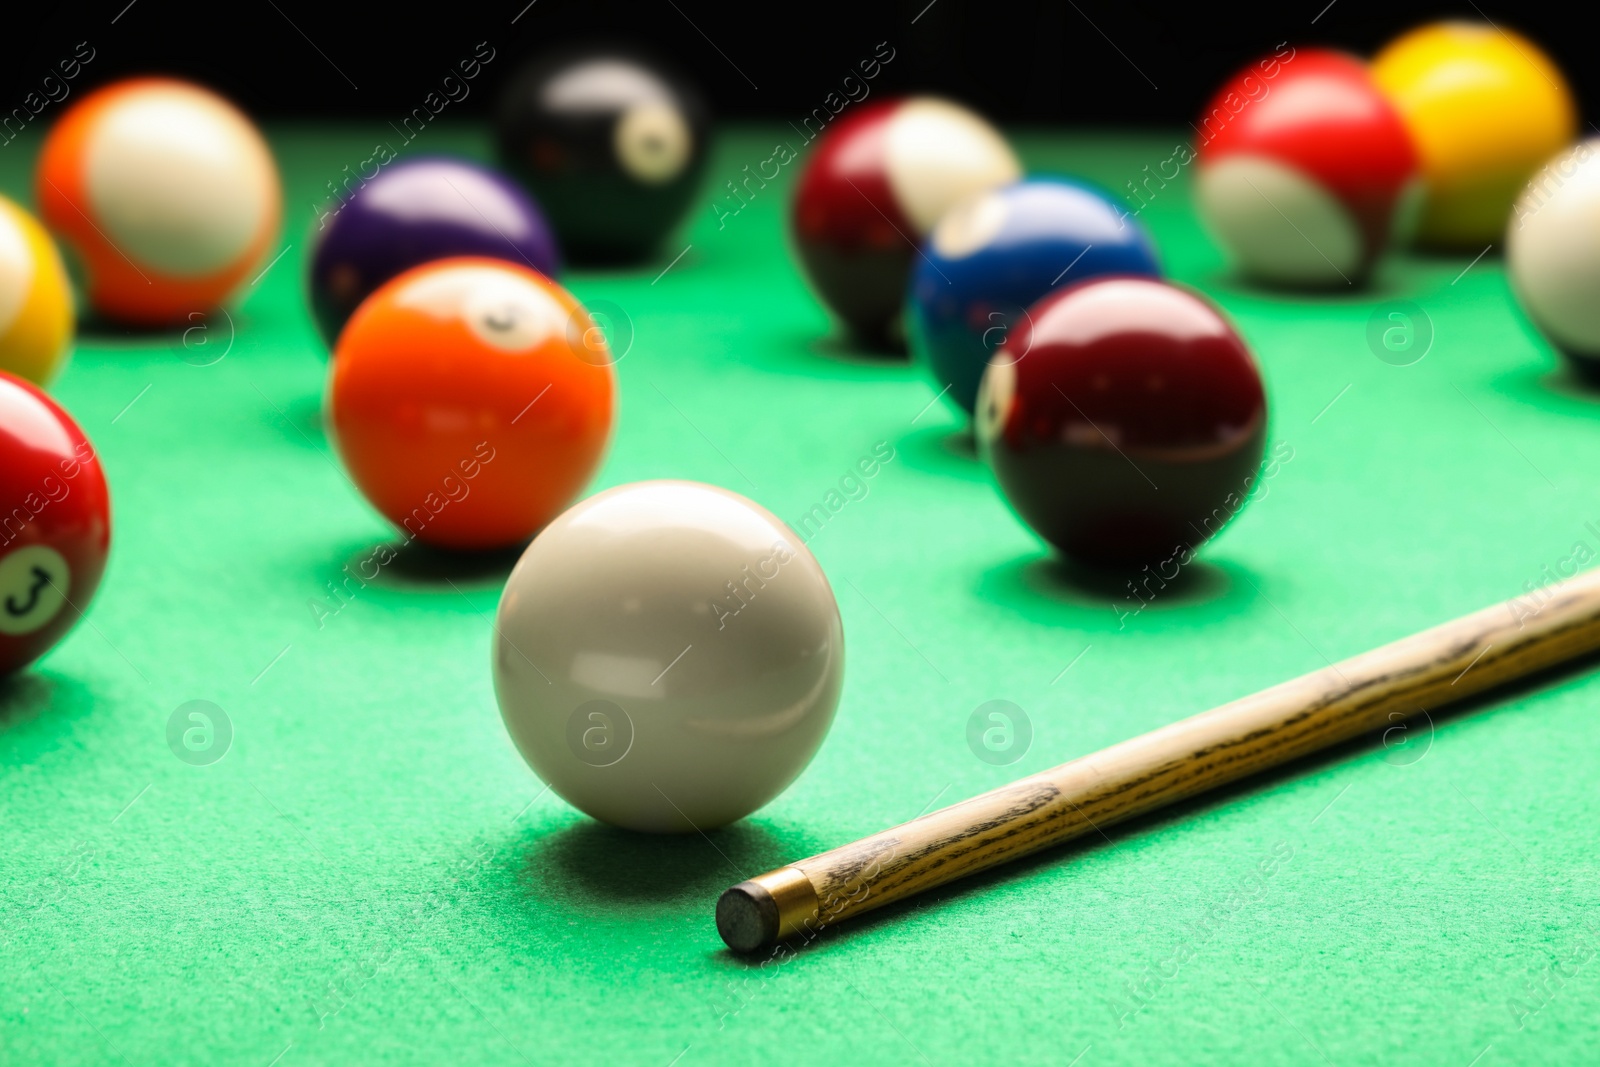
[1195,49,1418,287]
[495,48,709,263]
[326,257,614,551]
[0,195,73,385]
[308,157,561,349]
[34,77,281,325]
[908,178,1161,416]
[792,97,1020,344]
[1373,22,1575,249]
[493,480,843,832]
[1508,139,1600,380]
[976,277,1267,567]
[0,372,111,675]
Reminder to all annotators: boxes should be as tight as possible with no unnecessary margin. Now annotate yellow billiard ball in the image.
[0,195,73,386]
[1373,21,1575,249]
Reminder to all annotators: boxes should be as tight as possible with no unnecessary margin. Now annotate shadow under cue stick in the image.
[717,567,1600,953]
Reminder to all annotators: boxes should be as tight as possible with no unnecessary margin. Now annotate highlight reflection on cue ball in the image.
[493,480,845,832]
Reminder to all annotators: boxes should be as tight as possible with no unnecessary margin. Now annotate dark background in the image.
[3,1,1592,129]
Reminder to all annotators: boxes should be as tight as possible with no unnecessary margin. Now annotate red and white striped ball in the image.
[1196,50,1418,287]
[36,77,281,326]
[791,97,1020,343]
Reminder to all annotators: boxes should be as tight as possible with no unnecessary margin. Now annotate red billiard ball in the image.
[1195,49,1418,286]
[975,277,1267,567]
[0,372,111,674]
[327,258,615,551]
[791,97,1019,344]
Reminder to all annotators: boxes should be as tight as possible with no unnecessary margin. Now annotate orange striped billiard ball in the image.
[327,258,615,551]
[35,77,280,326]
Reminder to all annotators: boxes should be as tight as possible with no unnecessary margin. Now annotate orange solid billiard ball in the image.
[35,77,280,326]
[327,257,615,551]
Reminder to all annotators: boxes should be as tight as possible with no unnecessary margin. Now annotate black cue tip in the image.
[716,881,778,953]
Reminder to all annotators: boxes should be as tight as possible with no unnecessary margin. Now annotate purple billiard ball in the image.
[309,157,561,348]
[976,276,1269,567]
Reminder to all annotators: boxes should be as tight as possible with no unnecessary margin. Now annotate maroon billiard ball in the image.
[0,372,112,675]
[975,277,1267,567]
[790,97,1019,345]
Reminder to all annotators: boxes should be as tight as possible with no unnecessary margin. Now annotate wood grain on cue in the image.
[716,567,1600,953]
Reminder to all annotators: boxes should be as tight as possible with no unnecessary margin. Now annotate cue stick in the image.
[717,566,1600,952]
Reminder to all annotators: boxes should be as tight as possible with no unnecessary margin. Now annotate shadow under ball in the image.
[977,277,1268,567]
[494,48,710,264]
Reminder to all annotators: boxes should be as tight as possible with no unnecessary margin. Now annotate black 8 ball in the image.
[495,48,710,264]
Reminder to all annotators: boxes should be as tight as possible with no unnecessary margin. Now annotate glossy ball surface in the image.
[1373,22,1575,248]
[1508,139,1600,380]
[1196,49,1418,287]
[495,49,709,263]
[308,157,560,348]
[35,77,280,325]
[908,178,1160,415]
[0,196,73,385]
[0,372,111,675]
[792,97,1020,344]
[494,480,844,832]
[976,277,1267,566]
[327,258,614,551]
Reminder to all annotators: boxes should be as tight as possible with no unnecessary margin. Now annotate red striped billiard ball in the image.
[0,372,111,675]
[791,97,1019,344]
[1195,49,1418,287]
[976,277,1268,567]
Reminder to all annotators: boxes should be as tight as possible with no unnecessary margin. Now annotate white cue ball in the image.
[1508,138,1600,375]
[493,480,845,832]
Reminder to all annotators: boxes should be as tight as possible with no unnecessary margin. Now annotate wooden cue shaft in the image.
[716,567,1600,953]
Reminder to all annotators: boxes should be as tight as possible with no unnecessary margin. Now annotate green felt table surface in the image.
[5,123,1600,1067]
